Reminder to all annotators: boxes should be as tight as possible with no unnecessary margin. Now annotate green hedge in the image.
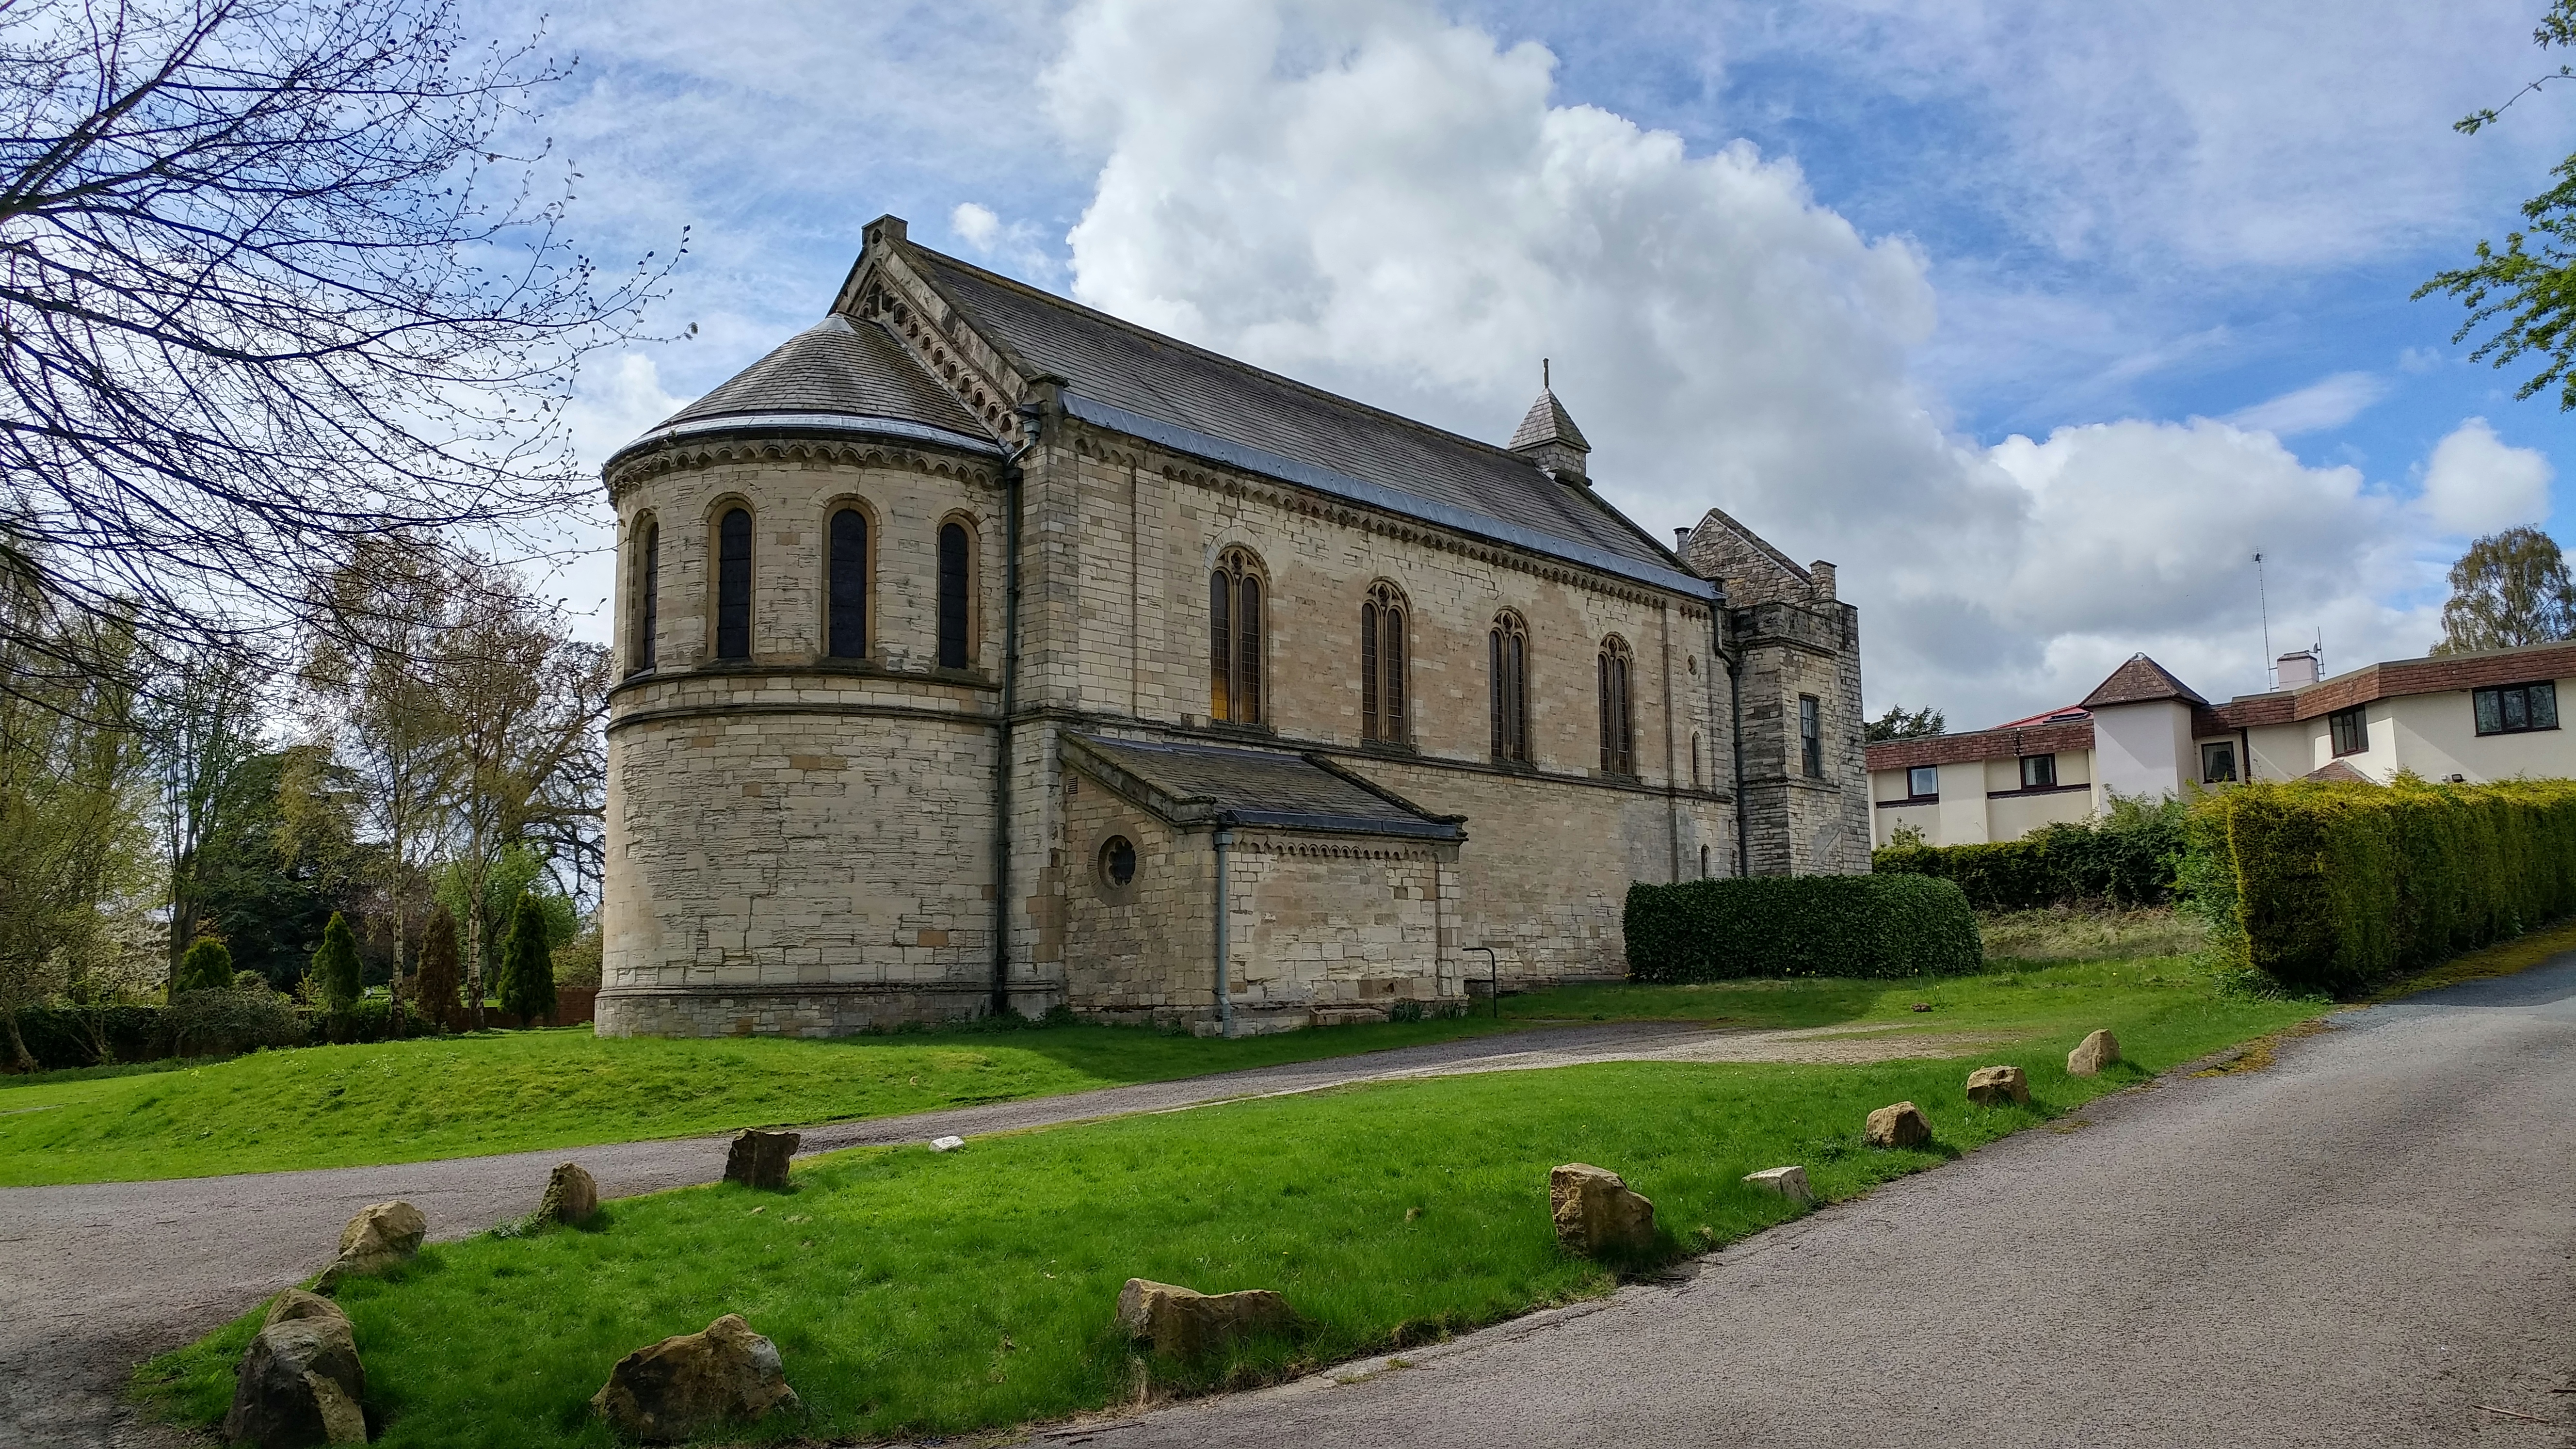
[5,997,444,1072]
[1624,873,1982,982]
[1873,796,2187,909]
[2206,777,2576,994]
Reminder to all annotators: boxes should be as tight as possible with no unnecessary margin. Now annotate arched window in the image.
[628,515,659,676]
[715,506,752,660]
[1598,636,1634,776]
[827,507,868,659]
[1361,580,1407,743]
[1210,547,1264,724]
[936,520,971,668]
[1489,611,1530,763]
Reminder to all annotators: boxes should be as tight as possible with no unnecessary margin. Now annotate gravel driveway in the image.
[1048,958,2576,1449]
[0,1016,1985,1448]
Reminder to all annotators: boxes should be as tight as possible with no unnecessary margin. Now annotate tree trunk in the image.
[3,1012,32,1074]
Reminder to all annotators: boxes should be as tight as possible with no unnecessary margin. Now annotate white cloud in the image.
[1044,0,2436,723]
[2418,416,2553,536]
[951,201,1001,249]
[2223,371,2386,437]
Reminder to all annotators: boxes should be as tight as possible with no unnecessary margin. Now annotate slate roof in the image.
[2079,654,2209,709]
[1509,389,1590,452]
[2301,759,2376,785]
[1065,735,1464,841]
[905,247,1677,578]
[629,314,993,452]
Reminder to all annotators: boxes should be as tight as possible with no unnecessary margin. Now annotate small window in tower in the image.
[1799,695,1822,778]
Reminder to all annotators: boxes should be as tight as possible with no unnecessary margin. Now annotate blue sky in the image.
[513,0,2576,727]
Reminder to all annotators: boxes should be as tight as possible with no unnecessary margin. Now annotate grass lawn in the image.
[136,956,2320,1447]
[0,1014,1522,1187]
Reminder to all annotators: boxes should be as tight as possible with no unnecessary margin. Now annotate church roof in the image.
[638,313,995,451]
[2079,654,2209,709]
[1509,389,1589,453]
[1064,735,1465,841]
[903,247,1683,585]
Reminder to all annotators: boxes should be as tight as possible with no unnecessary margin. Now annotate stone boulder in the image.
[1965,1064,2031,1107]
[591,1313,799,1442]
[2068,1029,2122,1077]
[1114,1279,1299,1359]
[1743,1165,1815,1205]
[1865,1101,1932,1149]
[1549,1163,1656,1256]
[317,1200,424,1287]
[538,1162,599,1225]
[225,1291,366,1447]
[724,1129,799,1191]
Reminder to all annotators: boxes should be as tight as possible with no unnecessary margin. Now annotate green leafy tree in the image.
[414,906,464,1029]
[495,894,557,1029]
[1865,704,1946,742]
[2435,527,2576,653]
[2418,2,2576,406]
[311,913,361,1013]
[174,937,235,995]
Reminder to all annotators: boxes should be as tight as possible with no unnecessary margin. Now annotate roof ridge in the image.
[901,240,1566,473]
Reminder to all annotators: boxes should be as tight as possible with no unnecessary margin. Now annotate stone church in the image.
[596,215,1867,1038]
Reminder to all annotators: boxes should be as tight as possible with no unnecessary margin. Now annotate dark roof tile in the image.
[1067,735,1463,840]
[649,314,987,440]
[2080,654,2209,709]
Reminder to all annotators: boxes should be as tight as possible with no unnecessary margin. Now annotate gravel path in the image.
[0,1015,1988,1447]
[1049,958,2576,1449]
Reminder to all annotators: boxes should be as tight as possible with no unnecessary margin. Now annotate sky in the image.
[503,0,2576,729]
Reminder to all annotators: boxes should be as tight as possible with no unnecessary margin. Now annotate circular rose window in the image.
[1099,835,1138,889]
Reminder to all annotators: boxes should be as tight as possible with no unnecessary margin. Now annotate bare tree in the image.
[0,0,673,675]
[138,649,268,982]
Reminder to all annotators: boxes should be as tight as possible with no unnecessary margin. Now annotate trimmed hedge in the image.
[4,997,445,1072]
[2205,777,2576,994]
[1625,873,1982,982]
[1873,798,2187,910]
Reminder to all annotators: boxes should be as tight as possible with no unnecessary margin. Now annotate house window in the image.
[1798,694,1822,778]
[2329,705,2369,756]
[1907,764,1937,798]
[2472,681,2559,737]
[715,506,752,660]
[1210,547,1264,724]
[1361,580,1407,743]
[628,515,658,676]
[936,521,972,669]
[2020,754,2057,789]
[2202,741,2238,783]
[1597,636,1635,776]
[1489,611,1530,763]
[827,508,867,659]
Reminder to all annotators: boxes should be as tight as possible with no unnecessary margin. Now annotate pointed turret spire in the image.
[1509,358,1590,482]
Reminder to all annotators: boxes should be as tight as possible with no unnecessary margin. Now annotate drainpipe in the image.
[992,429,1033,1018]
[1212,817,1236,1037]
[1720,615,1749,879]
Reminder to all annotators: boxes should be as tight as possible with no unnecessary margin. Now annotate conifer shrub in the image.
[310,912,361,1013]
[2203,777,2576,994]
[414,907,464,1029]
[1624,873,1982,981]
[496,893,557,1028]
[173,937,234,995]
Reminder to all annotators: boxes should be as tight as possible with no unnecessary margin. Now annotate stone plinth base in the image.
[597,983,1007,1038]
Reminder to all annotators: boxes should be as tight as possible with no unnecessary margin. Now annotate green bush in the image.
[311,912,361,1013]
[414,906,464,1028]
[4,1004,170,1070]
[2205,777,2576,994]
[1625,873,1982,982]
[166,988,307,1059]
[173,937,234,995]
[496,893,557,1027]
[1873,794,2188,909]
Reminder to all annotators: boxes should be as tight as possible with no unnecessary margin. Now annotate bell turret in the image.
[1508,358,1591,483]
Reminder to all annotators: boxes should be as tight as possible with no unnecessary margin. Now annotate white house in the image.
[1868,641,2576,848]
